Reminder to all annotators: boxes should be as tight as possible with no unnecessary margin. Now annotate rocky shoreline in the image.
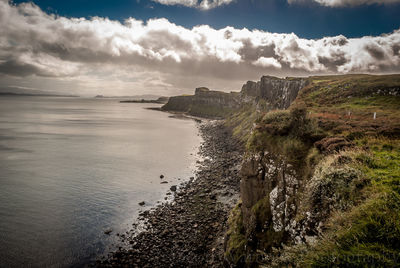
[96,120,243,267]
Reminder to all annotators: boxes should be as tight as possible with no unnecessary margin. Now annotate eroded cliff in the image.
[240,76,308,109]
[161,76,307,118]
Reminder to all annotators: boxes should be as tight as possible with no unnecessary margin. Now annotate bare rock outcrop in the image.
[240,151,300,251]
[241,76,308,110]
[162,76,308,118]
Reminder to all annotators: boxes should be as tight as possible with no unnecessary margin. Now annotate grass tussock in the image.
[247,105,325,168]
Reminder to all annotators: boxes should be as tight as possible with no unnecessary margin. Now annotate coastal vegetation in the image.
[223,74,400,267]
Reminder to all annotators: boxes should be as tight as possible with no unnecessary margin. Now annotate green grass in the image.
[305,192,400,267]
[188,104,233,118]
[225,202,247,265]
[225,105,259,143]
[356,138,400,194]
[293,138,400,267]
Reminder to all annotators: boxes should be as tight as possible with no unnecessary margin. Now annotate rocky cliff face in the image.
[162,87,240,118]
[241,76,308,110]
[240,152,299,238]
[162,76,308,118]
[191,87,241,110]
[240,151,300,251]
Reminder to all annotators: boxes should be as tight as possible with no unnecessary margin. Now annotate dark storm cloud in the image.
[238,40,276,61]
[0,59,44,77]
[318,53,348,71]
[393,44,400,56]
[365,44,386,60]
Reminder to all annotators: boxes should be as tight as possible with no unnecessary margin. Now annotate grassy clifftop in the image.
[300,74,400,137]
[225,74,400,267]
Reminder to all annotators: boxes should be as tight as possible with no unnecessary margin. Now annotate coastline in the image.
[97,120,243,267]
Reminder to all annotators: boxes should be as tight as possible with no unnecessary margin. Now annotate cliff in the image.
[225,74,400,267]
[162,76,308,118]
[161,87,240,118]
[240,76,308,109]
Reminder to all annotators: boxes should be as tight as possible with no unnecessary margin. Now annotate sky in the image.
[1,0,400,96]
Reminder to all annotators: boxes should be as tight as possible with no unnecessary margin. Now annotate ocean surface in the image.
[0,96,202,267]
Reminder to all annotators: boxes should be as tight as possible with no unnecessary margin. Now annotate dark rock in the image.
[138,201,145,206]
[170,185,177,192]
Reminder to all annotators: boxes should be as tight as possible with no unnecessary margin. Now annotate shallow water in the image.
[0,96,201,267]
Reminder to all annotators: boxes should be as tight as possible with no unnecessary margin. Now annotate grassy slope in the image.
[291,75,400,267]
[300,74,400,137]
[226,74,400,267]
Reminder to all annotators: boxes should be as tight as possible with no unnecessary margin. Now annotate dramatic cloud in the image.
[288,0,400,7]
[252,57,282,69]
[151,0,234,10]
[0,0,400,95]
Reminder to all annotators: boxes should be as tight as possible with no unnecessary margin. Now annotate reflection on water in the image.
[0,96,201,267]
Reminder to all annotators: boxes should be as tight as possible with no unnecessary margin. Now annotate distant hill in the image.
[0,92,79,97]
[0,86,79,97]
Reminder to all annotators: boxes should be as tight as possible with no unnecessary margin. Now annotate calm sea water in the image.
[0,96,201,268]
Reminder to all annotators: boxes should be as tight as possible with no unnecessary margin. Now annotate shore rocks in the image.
[170,185,177,192]
[97,121,243,267]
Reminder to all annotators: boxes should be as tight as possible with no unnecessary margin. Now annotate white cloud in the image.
[0,0,399,95]
[252,57,282,69]
[288,0,400,7]
[151,0,234,10]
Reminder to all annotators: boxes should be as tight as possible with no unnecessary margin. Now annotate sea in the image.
[0,96,202,267]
